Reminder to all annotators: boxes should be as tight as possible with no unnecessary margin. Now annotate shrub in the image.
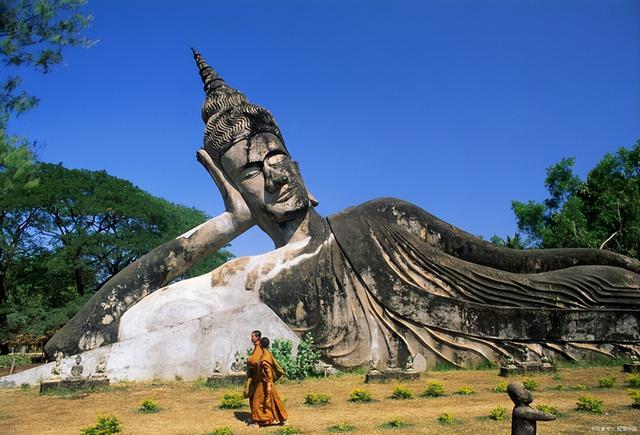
[536,404,561,417]
[574,384,589,391]
[626,374,640,388]
[455,386,475,395]
[327,423,355,432]
[275,427,303,434]
[271,333,321,380]
[597,375,615,388]
[80,414,122,434]
[576,396,604,414]
[381,417,410,428]
[629,389,640,409]
[348,388,373,403]
[138,399,160,413]
[19,383,30,390]
[304,392,330,406]
[553,384,563,391]
[436,412,457,425]
[0,354,31,368]
[220,392,245,409]
[390,385,413,400]
[489,407,507,421]
[522,378,538,391]
[421,382,445,397]
[490,381,508,393]
[208,428,233,435]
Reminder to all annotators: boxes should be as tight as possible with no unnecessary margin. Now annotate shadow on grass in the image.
[233,411,251,424]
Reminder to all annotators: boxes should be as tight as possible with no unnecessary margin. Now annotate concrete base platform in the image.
[206,373,246,387]
[365,370,421,383]
[39,378,109,394]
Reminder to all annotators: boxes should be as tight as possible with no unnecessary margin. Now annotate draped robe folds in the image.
[247,345,288,424]
[258,198,640,368]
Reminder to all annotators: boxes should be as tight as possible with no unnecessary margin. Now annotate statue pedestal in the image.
[39,378,109,395]
[206,373,245,387]
[365,370,421,383]
[623,363,640,373]
[500,363,556,377]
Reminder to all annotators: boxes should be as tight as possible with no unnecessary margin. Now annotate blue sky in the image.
[7,0,640,257]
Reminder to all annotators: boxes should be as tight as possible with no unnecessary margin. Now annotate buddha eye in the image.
[266,153,287,166]
[241,164,262,180]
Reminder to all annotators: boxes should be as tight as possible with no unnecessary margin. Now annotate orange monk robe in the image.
[247,346,288,425]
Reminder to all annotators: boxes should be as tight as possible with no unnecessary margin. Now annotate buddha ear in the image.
[308,191,319,207]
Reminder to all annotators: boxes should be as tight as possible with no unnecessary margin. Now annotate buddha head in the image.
[192,49,317,236]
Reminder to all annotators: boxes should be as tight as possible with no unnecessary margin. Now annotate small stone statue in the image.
[506,354,518,368]
[230,351,245,373]
[49,352,63,381]
[314,361,338,377]
[540,353,551,367]
[368,359,381,375]
[92,356,107,379]
[70,355,84,379]
[631,353,639,364]
[522,347,530,363]
[212,360,221,374]
[508,382,555,435]
[404,355,414,372]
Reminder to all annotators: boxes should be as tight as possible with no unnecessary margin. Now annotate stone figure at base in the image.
[508,382,555,435]
[69,355,84,379]
[48,352,63,381]
[43,49,640,373]
[92,356,107,379]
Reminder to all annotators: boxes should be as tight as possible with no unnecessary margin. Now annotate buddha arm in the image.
[44,212,255,359]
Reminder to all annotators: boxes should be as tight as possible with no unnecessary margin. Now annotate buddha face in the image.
[221,133,311,228]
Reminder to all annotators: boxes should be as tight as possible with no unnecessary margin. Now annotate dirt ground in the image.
[0,366,638,434]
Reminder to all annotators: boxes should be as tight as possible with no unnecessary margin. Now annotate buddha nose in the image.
[264,165,289,192]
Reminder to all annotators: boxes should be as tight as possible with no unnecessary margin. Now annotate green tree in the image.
[1,0,93,123]
[511,141,640,259]
[1,163,234,346]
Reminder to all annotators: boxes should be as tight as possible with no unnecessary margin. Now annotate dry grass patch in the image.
[1,367,639,434]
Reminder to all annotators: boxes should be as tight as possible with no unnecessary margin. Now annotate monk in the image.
[247,333,287,427]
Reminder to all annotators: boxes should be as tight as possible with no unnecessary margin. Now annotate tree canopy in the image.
[511,141,640,259]
[1,162,233,347]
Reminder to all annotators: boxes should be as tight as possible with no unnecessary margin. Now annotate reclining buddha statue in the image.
[44,49,640,374]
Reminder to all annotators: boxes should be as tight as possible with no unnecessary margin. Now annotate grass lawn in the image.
[0,366,638,434]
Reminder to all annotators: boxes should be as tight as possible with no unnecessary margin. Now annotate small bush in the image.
[275,427,303,434]
[536,404,561,417]
[19,383,30,390]
[220,392,245,409]
[390,385,413,400]
[455,386,476,395]
[522,378,538,391]
[553,384,563,391]
[327,423,355,432]
[551,373,562,381]
[436,412,458,425]
[597,375,615,388]
[381,417,410,428]
[138,399,160,414]
[628,389,640,409]
[0,354,32,368]
[421,381,445,397]
[208,427,233,435]
[304,392,330,406]
[490,381,508,393]
[348,388,373,403]
[489,406,507,421]
[626,374,640,388]
[574,384,589,391]
[576,396,604,414]
[80,414,122,434]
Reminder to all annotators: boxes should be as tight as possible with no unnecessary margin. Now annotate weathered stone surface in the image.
[39,378,109,395]
[206,373,245,387]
